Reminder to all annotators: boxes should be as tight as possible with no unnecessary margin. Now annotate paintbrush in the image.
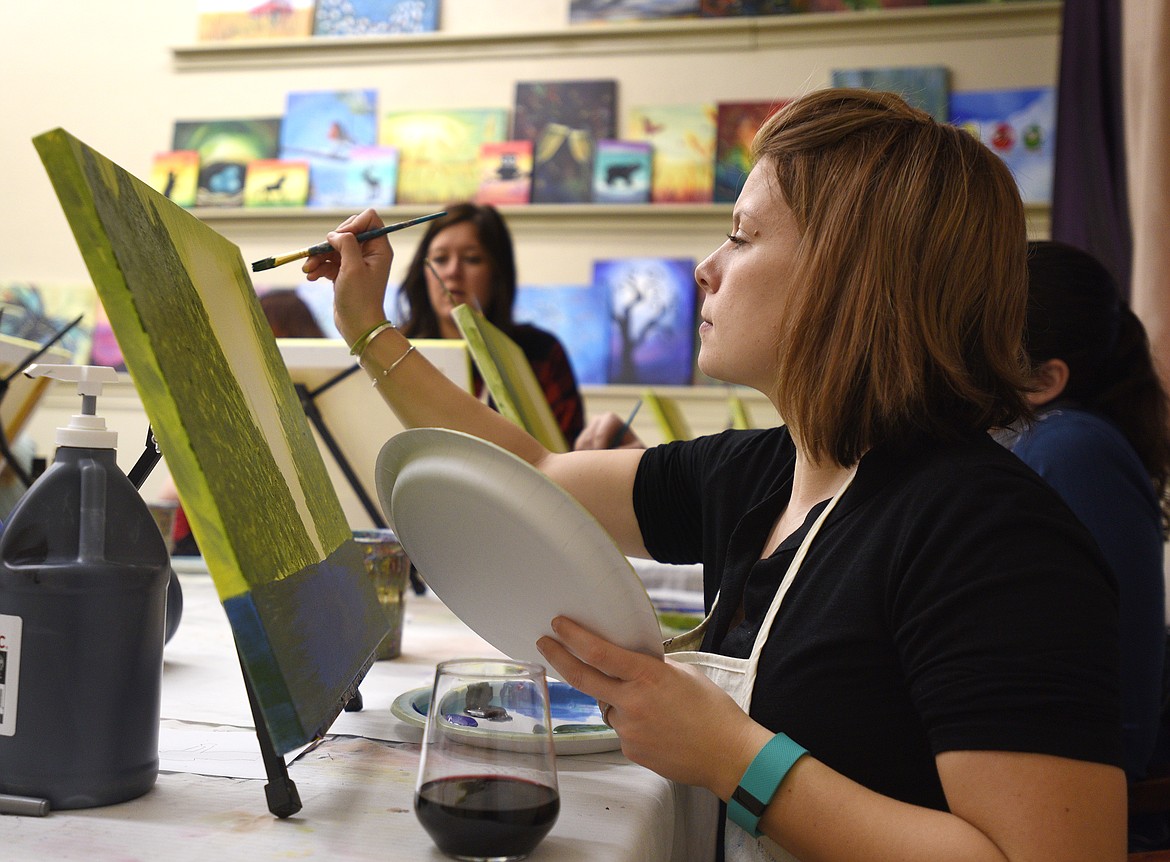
[250,210,447,273]
[424,258,456,305]
[425,257,483,313]
[608,398,642,449]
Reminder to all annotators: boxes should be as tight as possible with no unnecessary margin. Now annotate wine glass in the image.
[414,658,560,861]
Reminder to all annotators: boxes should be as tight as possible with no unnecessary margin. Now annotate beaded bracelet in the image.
[726,733,807,838]
[366,344,416,387]
[348,319,395,358]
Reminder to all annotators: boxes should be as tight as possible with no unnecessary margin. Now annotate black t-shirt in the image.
[634,426,1123,810]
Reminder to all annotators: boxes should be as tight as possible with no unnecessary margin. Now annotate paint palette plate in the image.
[391,680,620,755]
[376,428,665,671]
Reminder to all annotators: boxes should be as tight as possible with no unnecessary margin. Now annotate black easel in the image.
[293,366,425,594]
[129,425,311,817]
[240,656,303,818]
[124,360,400,817]
[0,313,85,488]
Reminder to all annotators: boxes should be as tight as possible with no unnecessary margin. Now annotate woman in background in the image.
[1004,240,1170,850]
[395,203,585,446]
[259,288,326,339]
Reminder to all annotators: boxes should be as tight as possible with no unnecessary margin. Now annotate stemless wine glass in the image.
[414,658,560,861]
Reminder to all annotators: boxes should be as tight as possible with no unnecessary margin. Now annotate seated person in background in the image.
[394,202,585,446]
[575,410,647,451]
[309,89,1126,860]
[999,239,1170,850]
[259,288,326,338]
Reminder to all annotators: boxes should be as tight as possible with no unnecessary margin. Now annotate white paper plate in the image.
[390,680,620,756]
[375,428,665,671]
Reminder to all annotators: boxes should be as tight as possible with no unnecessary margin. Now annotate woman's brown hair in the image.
[395,202,518,338]
[754,88,1033,466]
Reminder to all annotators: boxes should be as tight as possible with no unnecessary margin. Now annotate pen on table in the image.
[0,794,50,817]
[250,210,447,273]
[608,399,642,449]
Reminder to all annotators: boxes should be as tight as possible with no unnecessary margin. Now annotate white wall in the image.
[2,1,1060,290]
[0,1,1061,522]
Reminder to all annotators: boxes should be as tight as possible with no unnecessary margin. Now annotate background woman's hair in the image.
[1025,239,1170,523]
[752,87,1032,466]
[395,202,518,338]
[259,289,325,338]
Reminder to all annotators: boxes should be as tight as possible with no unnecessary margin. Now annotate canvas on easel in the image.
[643,388,691,442]
[277,337,473,530]
[0,333,72,510]
[0,333,72,445]
[34,128,388,766]
[451,305,568,454]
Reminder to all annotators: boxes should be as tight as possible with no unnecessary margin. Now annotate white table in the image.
[3,565,683,862]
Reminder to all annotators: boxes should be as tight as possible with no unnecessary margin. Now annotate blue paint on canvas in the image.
[595,258,697,386]
[313,0,439,35]
[279,90,379,207]
[830,66,949,121]
[949,87,1055,204]
[514,283,610,385]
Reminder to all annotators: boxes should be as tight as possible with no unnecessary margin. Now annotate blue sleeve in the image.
[1011,411,1166,780]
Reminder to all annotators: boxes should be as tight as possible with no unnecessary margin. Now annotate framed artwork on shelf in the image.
[313,0,440,35]
[243,160,311,208]
[150,151,200,209]
[476,140,533,206]
[514,283,610,385]
[592,141,652,205]
[626,104,717,204]
[196,0,315,42]
[830,65,949,122]
[950,86,1056,205]
[596,257,697,386]
[172,118,282,208]
[714,101,784,203]
[381,108,507,205]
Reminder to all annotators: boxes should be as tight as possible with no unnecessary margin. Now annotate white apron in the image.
[662,472,856,862]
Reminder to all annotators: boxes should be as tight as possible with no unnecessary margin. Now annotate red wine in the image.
[415,775,559,858]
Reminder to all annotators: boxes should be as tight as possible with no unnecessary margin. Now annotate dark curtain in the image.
[1051,0,1132,297]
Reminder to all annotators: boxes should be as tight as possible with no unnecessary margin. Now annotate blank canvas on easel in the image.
[34,128,387,755]
[452,305,567,454]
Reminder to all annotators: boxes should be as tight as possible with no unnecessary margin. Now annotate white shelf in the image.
[193,201,1051,238]
[172,2,1061,71]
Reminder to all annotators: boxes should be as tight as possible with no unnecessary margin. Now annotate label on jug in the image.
[0,613,21,736]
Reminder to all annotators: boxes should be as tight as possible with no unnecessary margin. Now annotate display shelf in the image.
[172,2,1060,71]
[193,203,730,232]
[192,201,1052,240]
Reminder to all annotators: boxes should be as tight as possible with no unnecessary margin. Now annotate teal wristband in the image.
[726,733,807,838]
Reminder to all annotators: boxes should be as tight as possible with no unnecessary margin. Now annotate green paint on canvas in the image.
[34,128,387,751]
[33,128,349,596]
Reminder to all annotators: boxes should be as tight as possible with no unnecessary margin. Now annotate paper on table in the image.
[158,726,318,780]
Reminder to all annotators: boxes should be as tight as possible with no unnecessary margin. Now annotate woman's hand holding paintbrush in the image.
[572,401,647,451]
[302,208,402,345]
[253,209,446,273]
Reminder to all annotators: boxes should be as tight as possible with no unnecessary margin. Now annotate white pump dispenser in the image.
[25,364,120,450]
[0,363,170,810]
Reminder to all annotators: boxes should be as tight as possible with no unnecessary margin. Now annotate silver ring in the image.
[600,702,614,728]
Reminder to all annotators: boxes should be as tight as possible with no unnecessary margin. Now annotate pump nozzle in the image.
[25,364,120,450]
